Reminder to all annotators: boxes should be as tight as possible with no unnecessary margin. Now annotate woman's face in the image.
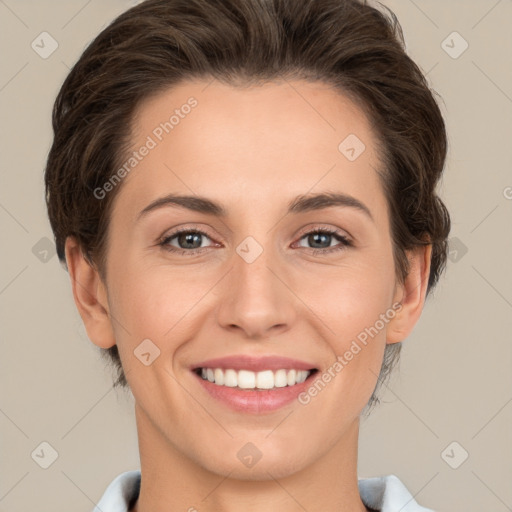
[87,79,416,479]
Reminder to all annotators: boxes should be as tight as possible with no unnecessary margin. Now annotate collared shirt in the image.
[91,470,435,511]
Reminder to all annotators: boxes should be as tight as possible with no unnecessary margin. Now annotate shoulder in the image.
[91,470,141,512]
[358,474,436,512]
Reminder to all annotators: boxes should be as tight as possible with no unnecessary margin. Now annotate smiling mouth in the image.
[193,367,319,390]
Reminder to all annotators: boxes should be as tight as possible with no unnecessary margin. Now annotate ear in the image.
[65,237,116,349]
[386,244,432,344]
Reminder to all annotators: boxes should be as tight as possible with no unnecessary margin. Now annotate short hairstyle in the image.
[44,0,450,411]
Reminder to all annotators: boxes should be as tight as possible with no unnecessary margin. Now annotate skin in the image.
[66,79,431,512]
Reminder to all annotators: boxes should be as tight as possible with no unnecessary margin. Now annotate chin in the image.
[198,442,312,481]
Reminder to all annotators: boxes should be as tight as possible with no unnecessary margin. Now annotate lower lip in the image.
[192,371,317,414]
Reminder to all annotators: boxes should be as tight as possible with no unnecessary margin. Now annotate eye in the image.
[158,226,352,256]
[295,228,352,255]
[158,227,216,255]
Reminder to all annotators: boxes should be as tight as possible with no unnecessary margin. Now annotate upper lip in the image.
[191,355,318,372]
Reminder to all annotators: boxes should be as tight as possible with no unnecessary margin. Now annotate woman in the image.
[44,0,450,510]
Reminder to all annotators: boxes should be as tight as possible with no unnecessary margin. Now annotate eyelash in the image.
[157,226,353,257]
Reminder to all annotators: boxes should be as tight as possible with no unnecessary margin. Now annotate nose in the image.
[215,243,298,340]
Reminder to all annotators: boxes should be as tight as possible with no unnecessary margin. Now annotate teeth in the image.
[224,369,237,387]
[198,368,312,389]
[274,369,288,388]
[214,368,224,386]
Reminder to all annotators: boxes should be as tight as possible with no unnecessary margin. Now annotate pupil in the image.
[309,233,330,248]
[180,232,201,249]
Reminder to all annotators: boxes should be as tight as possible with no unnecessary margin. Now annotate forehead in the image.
[113,78,386,221]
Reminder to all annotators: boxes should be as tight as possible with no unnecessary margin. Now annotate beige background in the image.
[1,1,511,511]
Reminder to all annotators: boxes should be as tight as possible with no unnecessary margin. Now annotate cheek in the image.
[109,262,226,384]
[296,285,391,427]
[298,259,396,343]
[106,261,219,351]
[298,261,395,395]
[332,282,394,351]
[105,263,209,398]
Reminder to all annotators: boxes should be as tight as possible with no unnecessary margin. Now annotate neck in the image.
[131,403,369,512]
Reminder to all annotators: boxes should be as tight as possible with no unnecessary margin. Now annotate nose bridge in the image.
[234,236,278,295]
[215,234,297,338]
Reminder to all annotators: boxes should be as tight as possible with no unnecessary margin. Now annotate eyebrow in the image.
[137,191,373,222]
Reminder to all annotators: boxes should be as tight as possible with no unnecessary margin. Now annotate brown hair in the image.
[44,0,450,411]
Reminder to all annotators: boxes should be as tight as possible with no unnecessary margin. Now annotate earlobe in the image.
[64,237,116,349]
[386,244,432,344]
